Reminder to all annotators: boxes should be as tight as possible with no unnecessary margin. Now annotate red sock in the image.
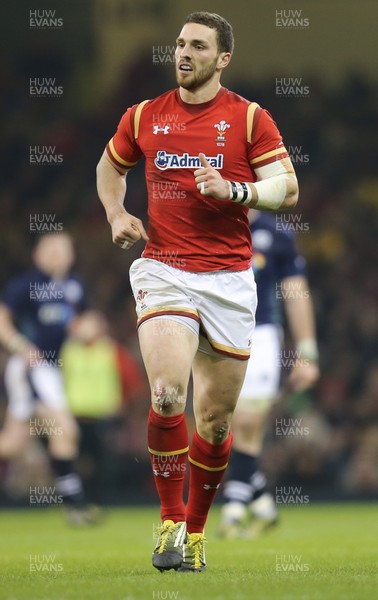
[148,408,188,523]
[186,430,233,533]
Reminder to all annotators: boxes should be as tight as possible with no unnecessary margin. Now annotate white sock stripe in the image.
[224,480,252,503]
[55,474,83,495]
[250,471,267,492]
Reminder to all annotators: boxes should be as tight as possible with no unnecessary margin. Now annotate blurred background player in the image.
[61,309,145,503]
[219,211,320,538]
[0,233,100,525]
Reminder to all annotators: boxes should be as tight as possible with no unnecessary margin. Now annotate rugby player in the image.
[0,233,99,525]
[220,211,319,538]
[97,12,298,571]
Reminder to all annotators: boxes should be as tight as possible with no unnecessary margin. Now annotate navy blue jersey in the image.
[2,268,87,354]
[251,213,306,325]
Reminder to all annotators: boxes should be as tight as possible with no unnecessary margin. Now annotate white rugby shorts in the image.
[236,323,282,412]
[129,258,257,361]
[4,354,68,421]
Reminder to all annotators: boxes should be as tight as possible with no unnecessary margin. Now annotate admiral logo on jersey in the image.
[154,151,224,171]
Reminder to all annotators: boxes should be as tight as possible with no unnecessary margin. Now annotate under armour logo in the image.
[203,483,220,490]
[153,125,170,135]
[153,469,170,478]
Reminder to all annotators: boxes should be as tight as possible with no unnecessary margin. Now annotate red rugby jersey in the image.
[106,87,288,272]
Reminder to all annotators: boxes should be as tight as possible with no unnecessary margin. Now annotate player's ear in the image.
[217,52,231,71]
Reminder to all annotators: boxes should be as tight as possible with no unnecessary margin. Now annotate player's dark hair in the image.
[184,12,234,54]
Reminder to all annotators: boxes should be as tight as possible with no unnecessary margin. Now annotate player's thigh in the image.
[130,257,199,397]
[192,351,248,422]
[138,317,199,396]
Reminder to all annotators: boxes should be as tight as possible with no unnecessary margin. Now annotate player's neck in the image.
[179,80,222,105]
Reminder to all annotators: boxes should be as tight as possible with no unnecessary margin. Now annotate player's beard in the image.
[176,57,219,92]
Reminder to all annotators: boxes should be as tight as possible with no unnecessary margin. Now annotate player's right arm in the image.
[96,151,148,250]
[97,103,149,250]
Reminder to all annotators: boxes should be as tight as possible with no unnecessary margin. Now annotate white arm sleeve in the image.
[253,161,297,210]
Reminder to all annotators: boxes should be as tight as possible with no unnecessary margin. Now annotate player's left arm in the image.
[194,153,298,211]
[282,275,320,392]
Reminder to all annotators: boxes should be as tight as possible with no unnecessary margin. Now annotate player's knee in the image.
[212,419,231,443]
[151,381,186,415]
[199,411,232,443]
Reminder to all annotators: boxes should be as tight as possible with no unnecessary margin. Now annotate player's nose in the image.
[177,43,192,59]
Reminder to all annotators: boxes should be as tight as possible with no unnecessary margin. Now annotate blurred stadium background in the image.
[1,0,377,510]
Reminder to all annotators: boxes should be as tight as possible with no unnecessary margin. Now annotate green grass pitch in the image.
[0,503,377,599]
